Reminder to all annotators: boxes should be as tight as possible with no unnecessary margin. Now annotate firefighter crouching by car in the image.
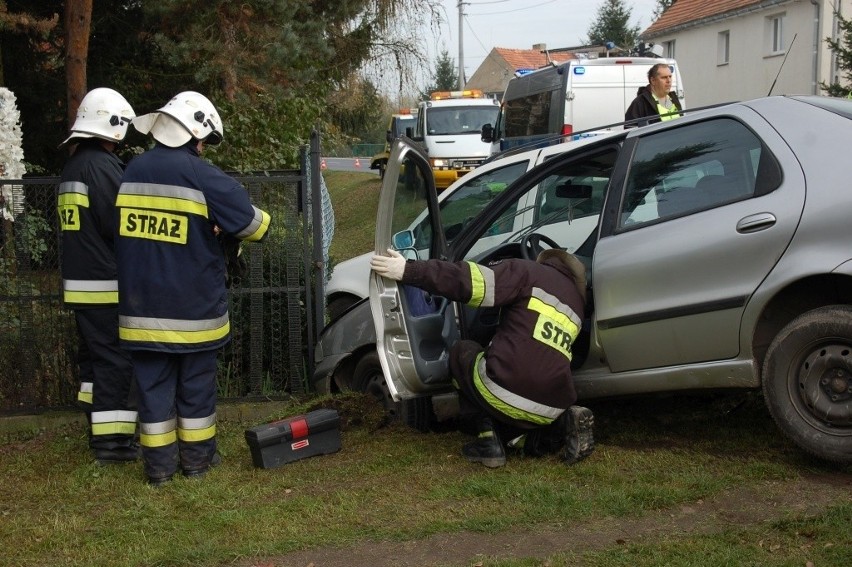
[370,248,595,468]
[57,87,139,464]
[115,91,270,486]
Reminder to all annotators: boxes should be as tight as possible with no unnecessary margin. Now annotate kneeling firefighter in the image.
[370,248,595,468]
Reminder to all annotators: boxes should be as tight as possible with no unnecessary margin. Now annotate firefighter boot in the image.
[462,418,506,468]
[558,406,595,465]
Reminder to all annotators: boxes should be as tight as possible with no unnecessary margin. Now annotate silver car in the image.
[315,95,852,464]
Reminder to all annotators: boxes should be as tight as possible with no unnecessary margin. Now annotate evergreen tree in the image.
[420,50,458,99]
[587,0,640,52]
[0,0,440,172]
[653,0,676,19]
[822,11,852,97]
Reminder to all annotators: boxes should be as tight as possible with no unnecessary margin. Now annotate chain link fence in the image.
[0,141,326,415]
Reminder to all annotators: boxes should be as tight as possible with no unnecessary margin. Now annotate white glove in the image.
[370,248,407,281]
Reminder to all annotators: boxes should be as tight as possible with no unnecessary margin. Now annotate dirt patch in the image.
[233,471,850,567]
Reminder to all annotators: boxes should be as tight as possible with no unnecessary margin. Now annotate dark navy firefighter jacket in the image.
[115,142,270,353]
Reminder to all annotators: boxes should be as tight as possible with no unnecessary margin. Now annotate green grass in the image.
[2,392,849,567]
[324,170,381,264]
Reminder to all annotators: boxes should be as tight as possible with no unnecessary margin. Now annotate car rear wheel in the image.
[351,351,433,432]
[762,305,852,464]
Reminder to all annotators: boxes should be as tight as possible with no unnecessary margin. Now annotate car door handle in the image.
[736,213,776,233]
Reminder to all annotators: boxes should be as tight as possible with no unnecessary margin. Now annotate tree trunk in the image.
[64,0,93,127]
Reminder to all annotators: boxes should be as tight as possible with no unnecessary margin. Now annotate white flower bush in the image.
[0,87,26,221]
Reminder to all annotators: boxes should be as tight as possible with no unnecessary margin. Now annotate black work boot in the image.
[183,452,222,479]
[461,419,506,468]
[558,406,595,465]
[94,442,141,466]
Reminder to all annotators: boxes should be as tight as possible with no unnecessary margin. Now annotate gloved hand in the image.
[219,233,248,287]
[370,248,406,281]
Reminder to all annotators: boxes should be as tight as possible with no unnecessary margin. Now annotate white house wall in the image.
[647,0,849,108]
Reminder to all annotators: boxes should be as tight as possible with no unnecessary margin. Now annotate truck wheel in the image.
[762,305,852,464]
[352,351,433,432]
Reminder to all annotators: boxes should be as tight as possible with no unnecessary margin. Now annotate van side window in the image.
[619,118,781,227]
[504,91,553,137]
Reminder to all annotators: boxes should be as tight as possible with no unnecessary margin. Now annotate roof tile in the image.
[493,47,573,72]
[644,0,764,36]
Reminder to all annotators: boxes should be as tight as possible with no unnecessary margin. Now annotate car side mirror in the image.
[385,129,393,144]
[481,123,494,143]
[392,230,415,250]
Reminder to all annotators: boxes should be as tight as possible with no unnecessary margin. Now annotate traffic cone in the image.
[354,157,361,168]
[320,158,327,170]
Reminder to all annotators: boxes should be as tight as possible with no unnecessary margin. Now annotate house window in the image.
[662,40,676,58]
[717,31,730,65]
[766,14,785,55]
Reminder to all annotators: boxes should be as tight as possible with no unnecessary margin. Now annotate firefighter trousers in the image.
[74,308,137,451]
[450,339,541,436]
[132,349,218,480]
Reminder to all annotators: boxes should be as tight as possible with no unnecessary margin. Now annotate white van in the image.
[410,90,500,190]
[483,57,684,155]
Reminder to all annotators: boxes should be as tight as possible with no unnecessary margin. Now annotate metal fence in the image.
[0,136,326,415]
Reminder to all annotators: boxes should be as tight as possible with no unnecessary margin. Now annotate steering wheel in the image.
[520,232,562,261]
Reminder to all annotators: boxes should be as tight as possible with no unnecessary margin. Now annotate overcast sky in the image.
[429,0,662,78]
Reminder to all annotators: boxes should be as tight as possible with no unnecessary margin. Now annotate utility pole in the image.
[457,0,466,89]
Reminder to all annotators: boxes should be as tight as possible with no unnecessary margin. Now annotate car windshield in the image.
[426,106,500,136]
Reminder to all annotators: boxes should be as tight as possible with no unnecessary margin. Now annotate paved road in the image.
[321,156,378,174]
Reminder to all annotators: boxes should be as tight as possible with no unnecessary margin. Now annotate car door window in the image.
[410,160,530,253]
[461,148,619,257]
[619,118,781,227]
[393,152,432,258]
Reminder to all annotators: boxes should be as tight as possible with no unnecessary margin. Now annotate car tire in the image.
[762,305,852,464]
[352,351,433,432]
[327,294,359,322]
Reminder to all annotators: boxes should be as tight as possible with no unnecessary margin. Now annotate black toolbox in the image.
[244,408,341,468]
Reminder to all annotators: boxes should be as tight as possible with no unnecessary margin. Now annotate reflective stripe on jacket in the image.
[402,256,585,412]
[57,142,124,308]
[116,143,271,353]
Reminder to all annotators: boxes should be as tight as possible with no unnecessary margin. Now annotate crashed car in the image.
[315,95,852,464]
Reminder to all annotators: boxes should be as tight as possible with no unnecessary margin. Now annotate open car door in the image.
[369,138,459,401]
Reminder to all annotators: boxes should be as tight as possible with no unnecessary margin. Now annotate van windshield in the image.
[426,106,499,136]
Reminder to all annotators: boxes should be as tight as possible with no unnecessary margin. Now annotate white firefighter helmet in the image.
[60,88,135,147]
[132,91,223,148]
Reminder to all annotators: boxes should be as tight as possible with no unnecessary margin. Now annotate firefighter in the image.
[370,248,595,468]
[115,91,270,486]
[57,88,139,464]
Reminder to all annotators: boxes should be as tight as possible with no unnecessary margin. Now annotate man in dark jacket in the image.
[371,248,594,468]
[57,88,139,464]
[625,63,683,126]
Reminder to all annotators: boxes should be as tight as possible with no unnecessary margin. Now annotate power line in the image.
[468,0,559,16]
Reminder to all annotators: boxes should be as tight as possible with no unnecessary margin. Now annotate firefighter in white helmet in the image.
[57,87,139,464]
[116,91,270,486]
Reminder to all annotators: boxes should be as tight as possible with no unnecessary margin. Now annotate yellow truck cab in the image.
[370,111,417,178]
[411,90,499,190]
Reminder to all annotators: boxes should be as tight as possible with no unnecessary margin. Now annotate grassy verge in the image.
[324,170,381,264]
[1,392,848,567]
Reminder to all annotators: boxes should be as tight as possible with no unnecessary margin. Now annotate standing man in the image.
[116,91,270,486]
[57,87,139,464]
[370,248,594,468]
[625,63,683,126]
